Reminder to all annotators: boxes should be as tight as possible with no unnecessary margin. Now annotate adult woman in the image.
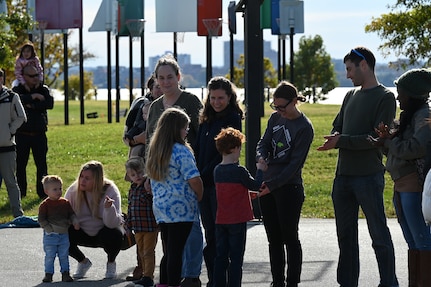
[65,161,123,280]
[256,81,314,287]
[146,54,204,287]
[146,108,203,287]
[194,76,243,286]
[372,69,431,286]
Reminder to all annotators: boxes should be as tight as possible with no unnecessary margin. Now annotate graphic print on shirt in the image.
[271,124,291,159]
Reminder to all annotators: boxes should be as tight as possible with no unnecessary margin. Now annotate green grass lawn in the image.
[0,100,396,223]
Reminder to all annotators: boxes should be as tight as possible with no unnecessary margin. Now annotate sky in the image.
[72,0,397,68]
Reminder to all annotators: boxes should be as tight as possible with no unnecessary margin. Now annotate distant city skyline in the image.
[77,0,398,68]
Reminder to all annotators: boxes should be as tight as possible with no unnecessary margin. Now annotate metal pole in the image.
[206,36,212,84]
[107,31,112,123]
[173,32,178,61]
[141,30,145,97]
[290,27,294,84]
[115,35,120,123]
[277,37,281,82]
[79,28,84,124]
[63,31,69,125]
[230,32,234,81]
[129,35,133,107]
[282,36,286,80]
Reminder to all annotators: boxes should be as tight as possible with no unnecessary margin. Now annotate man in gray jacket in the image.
[0,68,26,217]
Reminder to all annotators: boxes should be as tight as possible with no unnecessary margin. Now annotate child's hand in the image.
[144,177,152,193]
[73,223,80,230]
[258,183,270,197]
[256,161,268,172]
[104,196,114,208]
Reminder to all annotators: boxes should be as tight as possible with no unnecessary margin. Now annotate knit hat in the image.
[394,68,431,99]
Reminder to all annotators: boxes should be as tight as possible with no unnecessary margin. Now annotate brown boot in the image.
[418,250,431,287]
[62,271,74,282]
[126,265,143,281]
[42,273,53,283]
[409,249,419,286]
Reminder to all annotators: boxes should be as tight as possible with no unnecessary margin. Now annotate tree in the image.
[294,35,338,103]
[227,54,278,89]
[365,0,431,68]
[1,0,95,87]
[61,71,94,100]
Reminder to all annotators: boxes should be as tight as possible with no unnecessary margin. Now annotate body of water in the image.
[51,86,397,106]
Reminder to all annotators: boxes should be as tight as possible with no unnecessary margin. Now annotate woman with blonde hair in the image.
[65,161,123,280]
[146,107,203,287]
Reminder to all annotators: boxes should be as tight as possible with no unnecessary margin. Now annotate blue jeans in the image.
[332,172,398,287]
[182,220,203,278]
[43,232,70,274]
[213,222,247,287]
[259,184,304,286]
[199,185,217,284]
[393,191,431,250]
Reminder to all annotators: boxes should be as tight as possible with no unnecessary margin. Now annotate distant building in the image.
[148,52,191,71]
[223,40,278,68]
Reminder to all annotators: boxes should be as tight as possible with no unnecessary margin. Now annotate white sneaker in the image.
[105,262,117,279]
[73,258,92,279]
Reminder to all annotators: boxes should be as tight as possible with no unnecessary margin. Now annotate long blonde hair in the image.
[146,107,191,181]
[71,160,112,217]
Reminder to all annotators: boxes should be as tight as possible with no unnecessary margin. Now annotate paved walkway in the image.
[0,218,408,287]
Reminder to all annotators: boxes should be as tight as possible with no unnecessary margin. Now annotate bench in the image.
[86,112,98,119]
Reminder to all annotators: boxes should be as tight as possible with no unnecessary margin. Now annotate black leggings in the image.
[259,184,304,286]
[68,225,123,262]
[159,222,193,286]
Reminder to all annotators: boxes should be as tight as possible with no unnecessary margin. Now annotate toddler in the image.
[125,156,159,287]
[38,175,79,283]
[14,41,43,86]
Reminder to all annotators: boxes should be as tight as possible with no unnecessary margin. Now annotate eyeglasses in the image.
[351,49,366,61]
[25,73,39,78]
[270,99,292,111]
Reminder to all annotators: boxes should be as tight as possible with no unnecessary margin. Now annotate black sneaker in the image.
[134,276,154,287]
[181,277,202,287]
[42,273,53,283]
[62,271,74,282]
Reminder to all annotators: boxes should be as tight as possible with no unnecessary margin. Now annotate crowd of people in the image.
[1,42,431,287]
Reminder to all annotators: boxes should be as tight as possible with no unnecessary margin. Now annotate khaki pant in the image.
[135,231,159,278]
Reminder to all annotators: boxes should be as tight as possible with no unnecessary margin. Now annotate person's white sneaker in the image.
[73,258,92,279]
[105,262,117,279]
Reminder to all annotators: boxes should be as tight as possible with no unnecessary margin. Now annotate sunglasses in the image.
[270,99,292,111]
[351,49,366,61]
[25,73,39,78]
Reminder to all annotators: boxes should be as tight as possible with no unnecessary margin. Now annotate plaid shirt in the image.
[126,182,158,232]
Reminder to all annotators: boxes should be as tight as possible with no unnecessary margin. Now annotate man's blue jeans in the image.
[332,172,398,287]
[182,220,203,278]
[43,232,70,274]
[213,222,247,287]
[393,191,431,250]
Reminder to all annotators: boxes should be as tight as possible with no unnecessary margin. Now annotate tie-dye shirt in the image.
[151,143,201,223]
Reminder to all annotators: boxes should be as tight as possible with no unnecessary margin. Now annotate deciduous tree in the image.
[365,0,431,68]
[294,35,338,103]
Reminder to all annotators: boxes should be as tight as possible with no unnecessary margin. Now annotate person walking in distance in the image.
[317,47,399,287]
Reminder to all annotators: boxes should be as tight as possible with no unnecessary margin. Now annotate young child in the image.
[38,175,79,283]
[124,99,151,157]
[213,127,267,287]
[14,41,43,86]
[125,156,158,287]
[146,107,203,287]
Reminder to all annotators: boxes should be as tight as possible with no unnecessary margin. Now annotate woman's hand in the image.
[104,196,114,208]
